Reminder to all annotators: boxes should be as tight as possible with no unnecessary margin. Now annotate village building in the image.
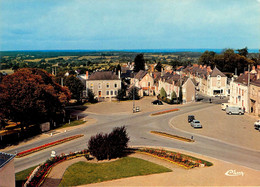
[229,72,256,112]
[86,71,121,101]
[182,77,196,103]
[131,70,155,97]
[184,65,228,97]
[207,67,228,97]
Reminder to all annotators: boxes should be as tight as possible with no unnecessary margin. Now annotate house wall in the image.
[207,76,227,96]
[182,78,195,103]
[0,159,15,187]
[139,74,155,96]
[229,81,249,112]
[86,80,121,101]
[249,84,260,116]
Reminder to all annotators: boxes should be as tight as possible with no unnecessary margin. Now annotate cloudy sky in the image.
[0,0,259,51]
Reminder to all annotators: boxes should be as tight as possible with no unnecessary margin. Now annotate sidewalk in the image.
[0,118,97,152]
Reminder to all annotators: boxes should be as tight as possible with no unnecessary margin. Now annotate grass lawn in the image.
[15,165,38,187]
[59,157,172,186]
[57,120,85,129]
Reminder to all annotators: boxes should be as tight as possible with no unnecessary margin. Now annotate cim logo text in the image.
[225,169,244,177]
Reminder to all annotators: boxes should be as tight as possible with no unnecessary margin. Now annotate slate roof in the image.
[88,71,119,80]
[0,152,15,169]
[235,73,257,85]
[135,70,147,80]
[251,79,260,87]
[210,67,226,77]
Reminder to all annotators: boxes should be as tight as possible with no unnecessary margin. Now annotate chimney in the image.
[161,67,164,76]
[257,70,260,79]
[118,70,121,79]
[86,71,89,80]
[151,65,154,72]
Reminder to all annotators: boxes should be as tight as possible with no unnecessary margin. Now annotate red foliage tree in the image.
[0,68,70,132]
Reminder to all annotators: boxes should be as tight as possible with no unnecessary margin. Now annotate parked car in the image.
[188,115,195,123]
[152,100,163,105]
[221,103,229,110]
[226,106,244,115]
[254,120,260,130]
[190,120,202,128]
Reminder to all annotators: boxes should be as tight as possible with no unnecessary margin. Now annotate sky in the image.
[0,0,259,51]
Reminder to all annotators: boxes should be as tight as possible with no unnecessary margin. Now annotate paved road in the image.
[6,102,260,172]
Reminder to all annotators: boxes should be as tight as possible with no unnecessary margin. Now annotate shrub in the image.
[87,126,129,160]
[88,133,109,160]
[108,126,129,158]
[160,88,167,98]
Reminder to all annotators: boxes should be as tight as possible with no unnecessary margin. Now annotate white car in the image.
[254,120,260,130]
[191,120,202,128]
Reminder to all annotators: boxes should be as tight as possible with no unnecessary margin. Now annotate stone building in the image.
[86,71,121,101]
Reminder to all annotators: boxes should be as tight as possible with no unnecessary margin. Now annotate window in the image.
[148,82,150,87]
[217,75,221,80]
[115,91,117,95]
[98,83,101,89]
[106,83,110,88]
[90,83,93,89]
[115,83,117,88]
[106,91,109,95]
[111,90,113,95]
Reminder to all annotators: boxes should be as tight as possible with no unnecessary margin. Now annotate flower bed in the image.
[137,148,213,169]
[151,108,179,116]
[24,150,89,187]
[16,134,84,158]
[150,131,194,142]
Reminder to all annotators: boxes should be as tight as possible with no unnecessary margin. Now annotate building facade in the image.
[86,71,121,101]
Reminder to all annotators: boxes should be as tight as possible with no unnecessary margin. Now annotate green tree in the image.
[116,64,121,74]
[170,59,181,70]
[171,91,177,103]
[198,50,216,68]
[87,89,97,103]
[0,68,71,133]
[236,47,248,57]
[160,87,167,98]
[133,54,145,72]
[155,61,162,72]
[64,75,84,102]
[178,86,183,104]
[116,88,126,101]
[128,87,140,100]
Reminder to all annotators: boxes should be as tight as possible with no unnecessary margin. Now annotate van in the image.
[226,106,244,115]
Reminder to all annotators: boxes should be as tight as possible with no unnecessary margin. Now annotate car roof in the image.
[193,120,200,122]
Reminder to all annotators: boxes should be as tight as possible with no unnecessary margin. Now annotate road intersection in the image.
[4,101,260,173]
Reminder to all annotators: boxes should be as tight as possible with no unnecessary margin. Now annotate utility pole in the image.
[133,78,135,113]
[248,64,250,113]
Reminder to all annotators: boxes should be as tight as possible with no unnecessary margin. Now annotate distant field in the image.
[25,56,78,62]
[78,56,119,60]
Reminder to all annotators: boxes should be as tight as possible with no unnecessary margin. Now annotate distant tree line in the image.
[198,47,259,74]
